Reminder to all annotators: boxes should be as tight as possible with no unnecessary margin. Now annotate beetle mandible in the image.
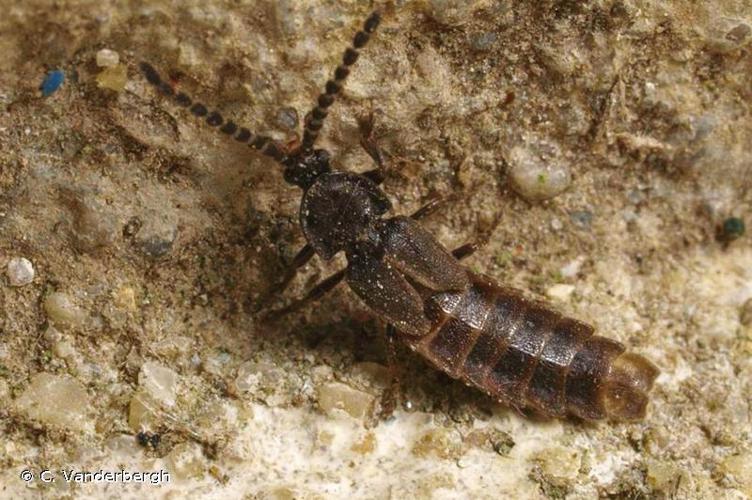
[140,10,659,421]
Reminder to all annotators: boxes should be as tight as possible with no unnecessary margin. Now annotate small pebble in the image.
[53,339,76,360]
[178,44,199,67]
[139,361,180,407]
[705,18,752,53]
[570,210,593,230]
[719,452,752,495]
[128,392,157,430]
[7,257,34,287]
[317,381,374,420]
[275,107,299,130]
[351,432,376,455]
[95,49,120,68]
[167,442,205,480]
[44,292,86,329]
[412,428,463,460]
[533,446,580,486]
[627,189,645,205]
[96,64,128,92]
[40,69,65,97]
[646,460,681,492]
[15,373,91,432]
[68,195,118,252]
[490,430,515,456]
[427,0,486,25]
[105,435,142,455]
[235,361,268,393]
[137,214,178,258]
[470,32,497,52]
[112,286,137,311]
[508,141,572,202]
[560,256,585,278]
[546,284,575,302]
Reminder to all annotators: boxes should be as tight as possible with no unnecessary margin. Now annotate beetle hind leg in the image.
[377,324,403,420]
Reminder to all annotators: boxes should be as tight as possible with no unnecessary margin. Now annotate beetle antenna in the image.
[300,11,381,152]
[139,62,288,164]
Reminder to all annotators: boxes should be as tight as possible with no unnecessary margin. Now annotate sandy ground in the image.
[1,0,751,498]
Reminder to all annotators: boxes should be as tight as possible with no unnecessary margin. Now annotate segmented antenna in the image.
[301,11,381,152]
[139,62,287,164]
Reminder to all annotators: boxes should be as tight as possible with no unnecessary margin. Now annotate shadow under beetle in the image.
[140,11,658,421]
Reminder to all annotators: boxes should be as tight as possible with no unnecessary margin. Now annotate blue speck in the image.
[41,70,65,97]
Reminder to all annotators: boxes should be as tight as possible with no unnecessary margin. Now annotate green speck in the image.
[537,173,547,184]
[529,274,548,288]
[720,217,745,242]
[494,250,512,267]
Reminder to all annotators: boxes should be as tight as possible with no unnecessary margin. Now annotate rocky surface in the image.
[0,0,750,498]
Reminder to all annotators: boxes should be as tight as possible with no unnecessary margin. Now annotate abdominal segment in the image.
[407,273,658,421]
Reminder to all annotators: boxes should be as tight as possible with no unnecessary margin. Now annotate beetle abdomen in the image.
[407,273,658,421]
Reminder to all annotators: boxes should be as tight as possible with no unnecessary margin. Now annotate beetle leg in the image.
[263,268,346,321]
[378,324,402,420]
[376,243,478,417]
[409,198,447,221]
[253,244,316,312]
[359,112,389,185]
[452,242,479,261]
[359,112,384,165]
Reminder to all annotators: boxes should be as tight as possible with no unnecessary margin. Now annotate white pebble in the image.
[15,373,91,432]
[560,256,585,278]
[167,442,206,480]
[508,141,572,202]
[139,361,179,407]
[546,284,576,302]
[317,381,375,420]
[96,48,120,68]
[7,257,34,286]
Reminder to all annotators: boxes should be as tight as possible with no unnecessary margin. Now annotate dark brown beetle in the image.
[140,11,659,421]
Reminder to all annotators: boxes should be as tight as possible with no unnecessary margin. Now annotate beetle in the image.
[140,11,658,421]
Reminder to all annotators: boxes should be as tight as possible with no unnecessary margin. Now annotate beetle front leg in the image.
[359,112,389,185]
[263,268,346,321]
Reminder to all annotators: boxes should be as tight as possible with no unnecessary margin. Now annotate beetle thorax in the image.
[300,172,391,260]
